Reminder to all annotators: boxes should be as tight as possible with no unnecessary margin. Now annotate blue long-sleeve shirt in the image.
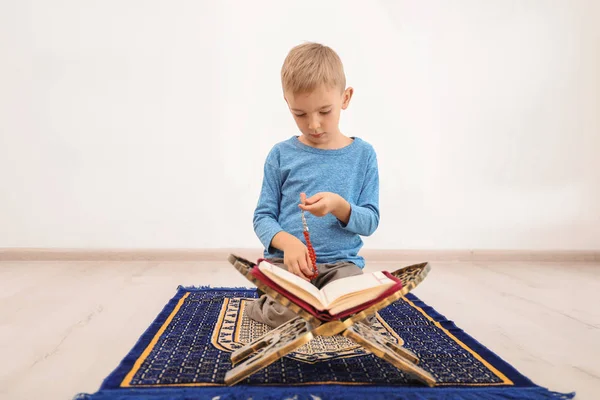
[253,136,379,268]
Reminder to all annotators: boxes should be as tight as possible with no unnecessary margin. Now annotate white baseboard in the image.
[0,248,599,262]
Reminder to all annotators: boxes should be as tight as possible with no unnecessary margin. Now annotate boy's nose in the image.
[308,117,320,130]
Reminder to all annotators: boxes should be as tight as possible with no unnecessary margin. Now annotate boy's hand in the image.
[282,238,314,281]
[271,231,314,280]
[299,192,351,223]
[299,192,339,217]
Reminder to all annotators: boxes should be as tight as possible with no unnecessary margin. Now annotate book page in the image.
[320,271,396,308]
[257,261,325,309]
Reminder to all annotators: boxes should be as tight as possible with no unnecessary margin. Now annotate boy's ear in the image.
[341,87,354,110]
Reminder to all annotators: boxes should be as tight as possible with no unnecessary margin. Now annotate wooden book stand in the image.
[225,254,436,387]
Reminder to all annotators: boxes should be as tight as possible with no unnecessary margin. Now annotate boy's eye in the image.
[293,110,330,117]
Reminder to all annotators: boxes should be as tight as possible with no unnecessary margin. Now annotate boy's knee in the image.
[245,295,297,328]
[314,261,363,287]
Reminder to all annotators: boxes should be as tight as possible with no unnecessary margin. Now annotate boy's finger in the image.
[290,261,309,281]
[287,259,297,272]
[305,193,323,205]
[288,261,299,276]
[299,258,312,278]
[305,253,315,278]
[300,192,307,204]
[299,204,324,215]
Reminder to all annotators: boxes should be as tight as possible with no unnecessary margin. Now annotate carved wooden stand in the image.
[225,254,436,387]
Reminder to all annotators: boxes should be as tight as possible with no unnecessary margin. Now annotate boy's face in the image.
[284,84,353,148]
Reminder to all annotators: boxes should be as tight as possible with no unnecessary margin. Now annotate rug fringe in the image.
[73,386,575,400]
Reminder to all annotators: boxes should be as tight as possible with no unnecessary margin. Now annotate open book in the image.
[250,259,403,321]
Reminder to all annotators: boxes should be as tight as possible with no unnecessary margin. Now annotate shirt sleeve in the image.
[253,156,284,253]
[339,151,380,236]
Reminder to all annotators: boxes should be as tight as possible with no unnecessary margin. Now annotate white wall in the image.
[1,0,599,250]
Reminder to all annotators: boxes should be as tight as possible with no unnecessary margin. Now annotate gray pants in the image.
[245,258,364,328]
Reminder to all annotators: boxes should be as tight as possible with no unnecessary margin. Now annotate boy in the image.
[246,42,380,328]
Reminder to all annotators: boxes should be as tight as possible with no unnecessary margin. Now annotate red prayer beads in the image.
[301,210,319,280]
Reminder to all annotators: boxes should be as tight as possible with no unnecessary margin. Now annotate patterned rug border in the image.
[74,286,575,400]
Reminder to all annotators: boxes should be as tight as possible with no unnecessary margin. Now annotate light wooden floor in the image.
[1,258,599,400]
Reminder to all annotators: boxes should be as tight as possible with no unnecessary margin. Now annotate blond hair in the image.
[281,42,346,94]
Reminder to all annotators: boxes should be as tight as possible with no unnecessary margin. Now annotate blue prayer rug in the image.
[74,286,575,399]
